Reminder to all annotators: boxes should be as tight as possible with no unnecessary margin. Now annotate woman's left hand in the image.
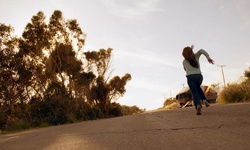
[208,58,214,64]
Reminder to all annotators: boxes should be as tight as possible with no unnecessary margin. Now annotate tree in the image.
[47,10,85,50]
[46,43,82,83]
[45,10,87,105]
[18,11,49,102]
[85,49,132,116]
[244,67,250,81]
[0,10,133,130]
[18,10,86,102]
[0,24,17,108]
[0,23,25,130]
[0,23,15,49]
[84,48,113,77]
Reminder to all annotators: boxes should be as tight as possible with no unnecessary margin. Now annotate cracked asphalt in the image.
[1,103,250,150]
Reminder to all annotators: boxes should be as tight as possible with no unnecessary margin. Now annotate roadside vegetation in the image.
[162,98,180,110]
[0,10,144,133]
[218,67,250,103]
[163,67,250,109]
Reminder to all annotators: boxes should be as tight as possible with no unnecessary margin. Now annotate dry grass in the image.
[218,81,250,103]
[163,99,181,110]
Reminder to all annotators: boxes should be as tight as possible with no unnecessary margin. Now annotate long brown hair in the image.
[182,46,199,68]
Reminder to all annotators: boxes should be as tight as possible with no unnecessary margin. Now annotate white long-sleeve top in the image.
[183,49,211,76]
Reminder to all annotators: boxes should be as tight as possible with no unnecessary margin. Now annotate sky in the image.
[1,0,250,110]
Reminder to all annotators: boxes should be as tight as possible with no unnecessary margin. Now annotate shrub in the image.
[108,103,123,117]
[87,106,104,120]
[0,109,6,131]
[39,122,49,128]
[163,98,181,110]
[218,81,250,103]
[4,118,30,131]
[121,105,144,115]
[240,81,250,101]
[66,113,78,123]
[73,99,93,121]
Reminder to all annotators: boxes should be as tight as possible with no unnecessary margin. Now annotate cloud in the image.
[115,50,179,68]
[128,76,169,93]
[102,0,162,18]
[246,62,250,67]
[218,0,250,31]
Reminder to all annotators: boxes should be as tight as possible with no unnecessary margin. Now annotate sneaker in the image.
[197,105,201,115]
[204,100,210,107]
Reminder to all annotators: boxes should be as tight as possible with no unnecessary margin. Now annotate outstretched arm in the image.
[196,49,214,64]
[207,58,214,64]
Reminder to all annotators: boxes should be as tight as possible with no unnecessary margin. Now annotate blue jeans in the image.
[187,74,207,109]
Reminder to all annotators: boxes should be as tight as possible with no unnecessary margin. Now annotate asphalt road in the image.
[1,103,250,150]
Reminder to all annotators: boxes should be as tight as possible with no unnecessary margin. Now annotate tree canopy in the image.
[244,67,250,81]
[0,10,141,132]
